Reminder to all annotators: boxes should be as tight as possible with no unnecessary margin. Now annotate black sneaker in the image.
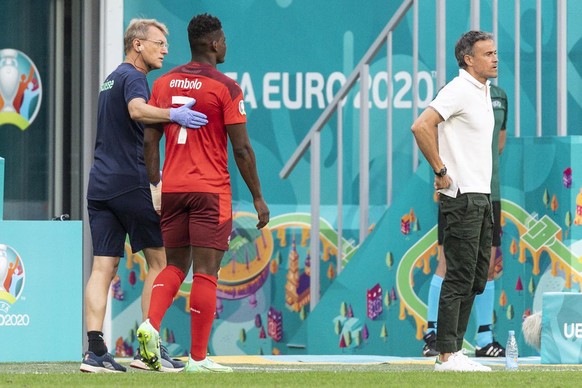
[130,346,185,372]
[422,331,439,357]
[475,341,506,357]
[80,351,126,373]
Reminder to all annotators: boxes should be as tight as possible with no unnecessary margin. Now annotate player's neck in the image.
[190,54,216,68]
[124,55,149,75]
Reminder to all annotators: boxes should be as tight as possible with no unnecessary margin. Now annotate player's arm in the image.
[411,107,445,173]
[144,124,163,185]
[498,128,507,155]
[411,107,453,189]
[144,124,164,213]
[499,92,508,155]
[226,123,270,229]
[128,98,208,127]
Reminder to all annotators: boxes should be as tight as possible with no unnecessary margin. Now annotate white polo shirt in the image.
[430,69,494,197]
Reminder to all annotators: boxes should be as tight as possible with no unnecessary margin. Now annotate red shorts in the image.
[160,192,232,250]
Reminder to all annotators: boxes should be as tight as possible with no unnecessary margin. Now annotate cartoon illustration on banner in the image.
[0,49,42,130]
[0,243,28,326]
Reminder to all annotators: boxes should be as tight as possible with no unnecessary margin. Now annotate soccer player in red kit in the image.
[137,13,270,373]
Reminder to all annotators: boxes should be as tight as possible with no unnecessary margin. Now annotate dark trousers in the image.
[436,193,492,353]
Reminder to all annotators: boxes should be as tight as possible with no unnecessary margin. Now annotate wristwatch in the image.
[434,166,447,177]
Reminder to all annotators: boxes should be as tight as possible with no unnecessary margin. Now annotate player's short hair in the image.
[187,13,222,48]
[454,31,494,69]
[124,18,169,54]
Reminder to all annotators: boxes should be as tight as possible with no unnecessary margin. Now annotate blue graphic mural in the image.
[108,0,582,358]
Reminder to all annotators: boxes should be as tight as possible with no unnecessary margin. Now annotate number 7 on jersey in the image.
[172,96,195,144]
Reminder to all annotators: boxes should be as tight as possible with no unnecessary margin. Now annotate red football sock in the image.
[147,265,185,331]
[189,273,218,361]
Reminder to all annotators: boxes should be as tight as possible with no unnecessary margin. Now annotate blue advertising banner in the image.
[0,221,82,362]
[541,292,582,364]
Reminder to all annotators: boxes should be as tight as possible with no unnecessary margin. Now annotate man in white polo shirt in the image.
[411,30,498,372]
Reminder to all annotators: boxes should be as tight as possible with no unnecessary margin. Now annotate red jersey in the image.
[149,62,246,194]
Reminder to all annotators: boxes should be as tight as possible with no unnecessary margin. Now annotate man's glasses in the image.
[142,39,169,49]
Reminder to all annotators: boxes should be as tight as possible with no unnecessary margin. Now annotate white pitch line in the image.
[233,366,315,372]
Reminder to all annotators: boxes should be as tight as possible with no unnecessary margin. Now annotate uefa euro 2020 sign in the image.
[0,243,27,327]
[0,48,42,130]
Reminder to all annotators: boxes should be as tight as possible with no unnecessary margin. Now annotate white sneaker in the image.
[434,350,492,372]
[455,349,492,371]
[184,356,233,373]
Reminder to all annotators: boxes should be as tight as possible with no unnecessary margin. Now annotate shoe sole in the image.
[435,364,492,372]
[159,365,185,373]
[435,368,491,372]
[130,358,184,373]
[475,351,505,358]
[80,363,125,373]
[137,330,161,371]
[184,367,233,373]
[129,359,151,371]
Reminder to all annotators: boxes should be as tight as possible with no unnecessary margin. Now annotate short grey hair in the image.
[454,31,494,69]
[124,18,169,54]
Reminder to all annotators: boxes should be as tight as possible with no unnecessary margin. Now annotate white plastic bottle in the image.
[505,330,519,370]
